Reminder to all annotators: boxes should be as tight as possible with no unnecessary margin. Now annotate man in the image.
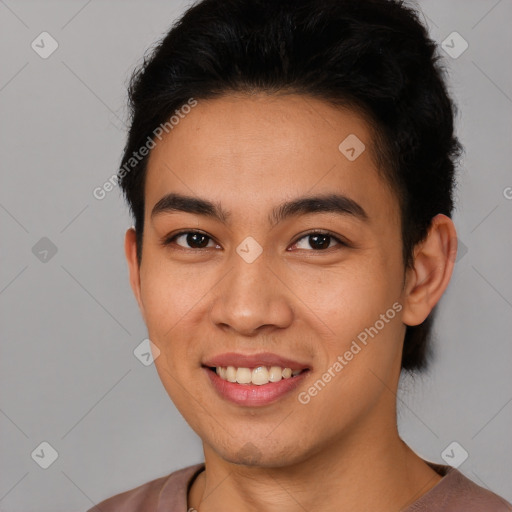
[88,0,512,509]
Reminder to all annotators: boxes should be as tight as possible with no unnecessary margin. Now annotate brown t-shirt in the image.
[87,461,512,511]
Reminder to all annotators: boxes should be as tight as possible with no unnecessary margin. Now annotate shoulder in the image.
[408,466,512,511]
[86,463,205,512]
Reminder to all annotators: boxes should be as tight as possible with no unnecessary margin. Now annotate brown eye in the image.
[164,231,217,249]
[292,231,346,251]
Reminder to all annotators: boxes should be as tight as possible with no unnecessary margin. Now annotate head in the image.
[121,0,461,466]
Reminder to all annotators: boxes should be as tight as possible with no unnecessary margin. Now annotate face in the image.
[126,93,412,467]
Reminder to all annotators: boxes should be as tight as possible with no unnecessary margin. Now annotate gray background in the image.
[0,0,511,510]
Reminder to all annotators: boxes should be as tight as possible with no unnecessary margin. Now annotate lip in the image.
[202,352,311,371]
[204,366,310,407]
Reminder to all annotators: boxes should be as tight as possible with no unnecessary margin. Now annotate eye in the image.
[161,229,347,251]
[290,230,346,251]
[162,230,219,250]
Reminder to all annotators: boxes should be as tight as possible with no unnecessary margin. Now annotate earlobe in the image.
[402,214,458,327]
[124,227,146,321]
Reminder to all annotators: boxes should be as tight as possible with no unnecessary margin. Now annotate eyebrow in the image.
[151,192,368,227]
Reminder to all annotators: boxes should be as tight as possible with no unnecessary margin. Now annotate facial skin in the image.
[125,93,457,511]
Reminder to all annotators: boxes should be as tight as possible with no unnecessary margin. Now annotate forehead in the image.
[144,93,398,224]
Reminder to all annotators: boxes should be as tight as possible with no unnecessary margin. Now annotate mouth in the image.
[201,352,311,407]
[204,365,308,385]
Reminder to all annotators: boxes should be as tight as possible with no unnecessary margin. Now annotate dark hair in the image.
[118,0,463,371]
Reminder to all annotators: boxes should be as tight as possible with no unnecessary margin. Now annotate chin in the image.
[216,439,309,468]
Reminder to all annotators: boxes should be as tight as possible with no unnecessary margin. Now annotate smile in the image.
[211,365,305,385]
[203,366,310,407]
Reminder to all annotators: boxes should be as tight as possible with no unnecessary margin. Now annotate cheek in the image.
[138,259,216,385]
[292,256,404,375]
[139,259,206,333]
[293,262,398,330]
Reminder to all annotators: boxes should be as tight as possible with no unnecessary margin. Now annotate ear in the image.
[124,227,146,322]
[402,214,458,326]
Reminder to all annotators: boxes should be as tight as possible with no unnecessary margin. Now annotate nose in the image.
[209,251,294,336]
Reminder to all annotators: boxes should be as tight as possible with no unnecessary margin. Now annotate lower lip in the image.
[204,367,310,407]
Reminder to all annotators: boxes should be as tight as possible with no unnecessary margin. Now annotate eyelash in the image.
[160,229,348,252]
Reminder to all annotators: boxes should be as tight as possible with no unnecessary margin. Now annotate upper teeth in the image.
[216,366,303,385]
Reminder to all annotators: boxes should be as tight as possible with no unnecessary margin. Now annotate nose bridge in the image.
[209,247,293,334]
